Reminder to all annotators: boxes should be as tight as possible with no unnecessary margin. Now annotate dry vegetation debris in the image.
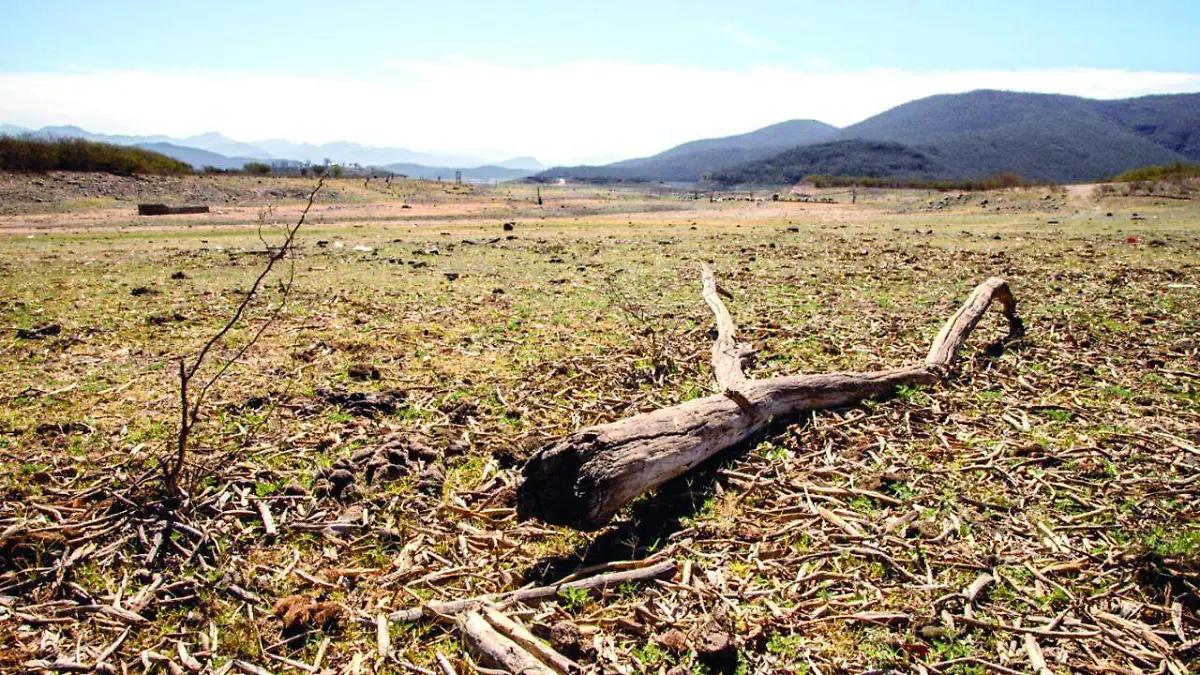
[0,179,1198,674]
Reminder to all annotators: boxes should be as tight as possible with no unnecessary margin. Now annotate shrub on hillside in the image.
[799,172,1038,192]
[0,135,192,174]
[243,162,272,175]
[1113,161,1200,183]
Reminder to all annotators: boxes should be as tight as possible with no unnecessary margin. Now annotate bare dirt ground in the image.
[1,174,1198,675]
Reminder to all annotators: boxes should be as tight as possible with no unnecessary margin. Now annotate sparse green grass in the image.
[0,177,1197,674]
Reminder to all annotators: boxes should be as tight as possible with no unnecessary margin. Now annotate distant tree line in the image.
[800,172,1042,191]
[0,135,192,174]
[204,162,345,177]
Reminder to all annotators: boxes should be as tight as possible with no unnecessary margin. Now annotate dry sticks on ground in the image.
[371,560,676,672]
[383,558,678,623]
[518,266,1025,530]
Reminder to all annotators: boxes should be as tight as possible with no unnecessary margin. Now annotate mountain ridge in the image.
[541,89,1200,184]
[540,119,839,183]
[0,125,544,173]
[0,125,542,180]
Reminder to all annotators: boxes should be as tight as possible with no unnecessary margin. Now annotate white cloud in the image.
[1,63,1197,165]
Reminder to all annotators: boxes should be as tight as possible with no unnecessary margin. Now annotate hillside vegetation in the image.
[0,135,192,175]
[541,119,838,183]
[541,90,1200,184]
[839,90,1191,182]
[708,140,943,185]
[1114,160,1200,182]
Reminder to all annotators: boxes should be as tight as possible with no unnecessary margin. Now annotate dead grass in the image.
[1,177,1198,674]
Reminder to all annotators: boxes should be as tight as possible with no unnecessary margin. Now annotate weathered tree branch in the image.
[517,271,1024,530]
[458,611,556,675]
[700,264,747,391]
[925,277,1023,368]
[478,608,582,675]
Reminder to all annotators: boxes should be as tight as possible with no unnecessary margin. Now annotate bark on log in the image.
[517,272,1024,530]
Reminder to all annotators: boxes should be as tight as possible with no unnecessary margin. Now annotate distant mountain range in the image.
[540,120,839,183]
[8,89,1200,185]
[539,90,1200,185]
[0,124,544,180]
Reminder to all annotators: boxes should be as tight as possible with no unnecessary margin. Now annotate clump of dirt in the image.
[315,387,405,416]
[15,323,61,339]
[273,595,342,633]
[313,433,445,499]
[346,362,380,381]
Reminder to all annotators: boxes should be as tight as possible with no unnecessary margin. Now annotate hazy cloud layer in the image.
[700,22,782,51]
[2,62,1198,165]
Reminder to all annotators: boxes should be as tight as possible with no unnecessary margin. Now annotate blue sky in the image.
[2,0,1198,163]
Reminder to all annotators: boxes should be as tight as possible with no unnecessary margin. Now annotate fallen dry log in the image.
[518,269,1024,530]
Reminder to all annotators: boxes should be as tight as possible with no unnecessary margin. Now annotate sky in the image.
[1,0,1199,165]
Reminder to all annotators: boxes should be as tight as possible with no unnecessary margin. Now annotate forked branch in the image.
[517,269,1025,530]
